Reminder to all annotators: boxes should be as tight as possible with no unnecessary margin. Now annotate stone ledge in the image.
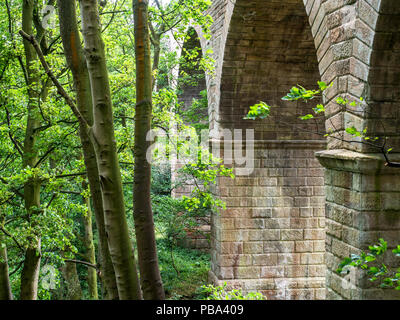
[210,139,327,150]
[315,149,400,174]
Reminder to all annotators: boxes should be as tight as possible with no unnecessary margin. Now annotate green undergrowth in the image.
[156,238,210,300]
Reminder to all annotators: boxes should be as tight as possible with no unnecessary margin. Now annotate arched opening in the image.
[171,27,211,250]
[177,27,208,128]
[210,0,326,300]
[367,0,400,151]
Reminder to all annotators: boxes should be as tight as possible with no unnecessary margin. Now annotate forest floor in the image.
[157,239,210,300]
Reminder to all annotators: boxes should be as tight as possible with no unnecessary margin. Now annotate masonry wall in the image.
[201,0,400,300]
[210,141,326,299]
[207,0,328,300]
[318,150,400,299]
[309,0,400,299]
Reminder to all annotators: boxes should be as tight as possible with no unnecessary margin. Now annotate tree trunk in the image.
[151,31,162,91]
[82,186,99,300]
[133,0,165,300]
[61,260,82,300]
[0,217,13,300]
[79,0,142,300]
[57,0,118,300]
[20,0,42,300]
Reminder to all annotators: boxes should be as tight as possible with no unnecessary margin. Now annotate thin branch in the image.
[59,190,82,195]
[4,106,24,157]
[18,30,90,130]
[64,259,98,270]
[55,172,87,179]
[0,58,9,82]
[46,192,58,209]
[101,0,123,33]
[0,225,25,253]
[0,187,24,206]
[382,146,400,168]
[9,260,24,277]
[0,177,24,199]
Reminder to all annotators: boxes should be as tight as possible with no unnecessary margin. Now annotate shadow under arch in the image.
[209,0,327,300]
[366,0,400,152]
[177,26,208,127]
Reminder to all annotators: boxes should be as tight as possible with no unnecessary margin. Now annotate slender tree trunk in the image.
[20,0,42,300]
[79,0,142,300]
[61,259,82,300]
[57,0,119,300]
[0,216,13,300]
[133,0,165,300]
[151,32,161,91]
[82,185,99,300]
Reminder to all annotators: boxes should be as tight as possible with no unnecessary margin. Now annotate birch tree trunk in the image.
[57,0,119,300]
[79,0,142,299]
[133,0,165,300]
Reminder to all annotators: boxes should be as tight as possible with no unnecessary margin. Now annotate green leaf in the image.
[244,101,271,120]
[300,114,314,120]
[313,104,325,114]
[345,126,359,136]
[318,81,327,91]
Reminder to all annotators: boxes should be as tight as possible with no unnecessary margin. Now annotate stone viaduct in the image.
[177,0,400,299]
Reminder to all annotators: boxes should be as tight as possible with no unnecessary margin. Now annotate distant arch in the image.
[177,27,208,122]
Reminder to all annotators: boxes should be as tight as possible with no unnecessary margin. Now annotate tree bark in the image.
[61,259,83,300]
[0,217,13,300]
[149,21,166,91]
[20,0,42,300]
[82,186,99,300]
[79,0,142,300]
[57,0,119,300]
[133,0,165,300]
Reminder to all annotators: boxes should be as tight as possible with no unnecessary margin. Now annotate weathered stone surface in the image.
[317,149,400,300]
[175,0,400,300]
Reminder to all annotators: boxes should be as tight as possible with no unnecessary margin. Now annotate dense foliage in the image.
[0,0,239,300]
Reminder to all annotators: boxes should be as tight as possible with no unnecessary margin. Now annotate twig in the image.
[55,172,87,179]
[0,225,25,253]
[9,260,24,277]
[4,106,23,157]
[18,30,90,130]
[64,259,98,270]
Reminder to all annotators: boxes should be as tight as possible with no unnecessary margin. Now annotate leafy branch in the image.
[336,239,400,290]
[244,81,400,167]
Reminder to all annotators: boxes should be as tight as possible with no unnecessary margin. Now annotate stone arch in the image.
[209,0,327,300]
[218,1,324,138]
[177,27,208,116]
[315,0,400,300]
[172,27,209,201]
[171,27,212,250]
[366,0,400,151]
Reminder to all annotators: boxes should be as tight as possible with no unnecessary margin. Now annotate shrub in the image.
[199,282,265,300]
